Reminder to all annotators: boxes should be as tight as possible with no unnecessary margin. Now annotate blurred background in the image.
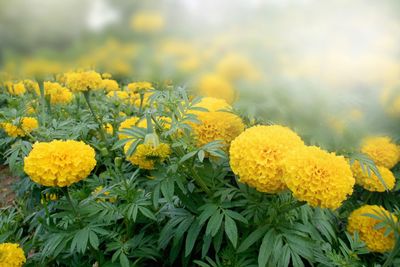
[1,0,400,150]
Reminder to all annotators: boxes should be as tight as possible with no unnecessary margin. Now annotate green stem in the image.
[83,91,108,147]
[38,80,46,127]
[62,187,79,218]
[139,92,144,114]
[191,166,212,197]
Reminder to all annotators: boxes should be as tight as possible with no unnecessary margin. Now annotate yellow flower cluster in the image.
[23,79,40,93]
[1,117,39,137]
[127,81,153,93]
[190,97,244,149]
[347,205,397,253]
[229,125,304,193]
[283,146,355,209]
[361,136,400,169]
[130,11,165,33]
[43,82,73,104]
[24,140,96,187]
[102,79,119,92]
[125,134,171,170]
[92,186,116,203]
[118,117,144,140]
[104,123,113,135]
[197,74,235,104]
[7,82,26,96]
[351,161,395,192]
[106,91,130,101]
[0,243,26,267]
[64,70,103,92]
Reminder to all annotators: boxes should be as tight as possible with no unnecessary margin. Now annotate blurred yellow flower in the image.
[7,82,26,96]
[216,53,261,82]
[43,82,73,104]
[1,117,38,137]
[197,74,235,104]
[92,186,116,203]
[347,205,397,253]
[64,70,103,92]
[127,81,153,93]
[24,140,96,187]
[102,79,119,92]
[130,11,165,33]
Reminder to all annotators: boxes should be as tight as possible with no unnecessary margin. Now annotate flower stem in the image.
[62,187,79,218]
[83,91,108,147]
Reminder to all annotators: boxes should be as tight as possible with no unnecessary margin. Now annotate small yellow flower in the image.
[1,117,39,137]
[361,136,400,169]
[0,243,26,267]
[104,123,113,135]
[102,79,119,92]
[351,161,395,192]
[125,133,171,170]
[197,74,235,104]
[127,81,153,93]
[64,70,103,92]
[43,82,73,104]
[130,11,165,33]
[347,205,397,253]
[7,82,26,96]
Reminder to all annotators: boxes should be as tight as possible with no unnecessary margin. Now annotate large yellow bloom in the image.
[24,140,96,187]
[361,136,400,169]
[130,11,164,33]
[43,82,73,104]
[125,134,171,170]
[190,97,244,149]
[283,146,355,209]
[347,205,397,253]
[351,161,395,192]
[1,117,39,137]
[0,243,26,267]
[7,82,26,96]
[64,71,103,92]
[229,125,305,193]
[197,74,236,104]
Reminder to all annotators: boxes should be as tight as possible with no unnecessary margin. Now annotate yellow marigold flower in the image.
[216,53,261,82]
[118,117,140,140]
[125,133,171,170]
[190,97,244,149]
[229,125,305,193]
[102,79,119,92]
[24,140,96,187]
[92,186,116,203]
[127,81,153,93]
[7,82,26,96]
[102,73,112,79]
[40,193,58,204]
[361,136,400,169]
[107,90,130,101]
[64,71,103,92]
[0,243,26,267]
[2,117,39,137]
[104,123,113,135]
[23,79,40,94]
[197,74,235,104]
[283,146,355,209]
[130,11,164,33]
[351,161,395,192]
[347,205,397,253]
[43,82,73,104]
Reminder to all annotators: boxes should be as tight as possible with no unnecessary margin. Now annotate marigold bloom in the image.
[351,161,395,192]
[283,146,355,209]
[106,90,130,101]
[124,134,171,170]
[347,205,397,253]
[23,79,40,94]
[7,82,26,96]
[230,125,305,193]
[0,243,26,267]
[104,123,113,135]
[127,81,153,93]
[361,136,400,169]
[102,79,119,92]
[24,140,96,187]
[130,11,165,33]
[1,117,39,137]
[64,70,103,92]
[190,97,244,149]
[43,82,73,104]
[197,74,235,104]
[92,186,116,203]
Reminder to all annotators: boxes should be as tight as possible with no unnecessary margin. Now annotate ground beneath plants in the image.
[0,165,17,207]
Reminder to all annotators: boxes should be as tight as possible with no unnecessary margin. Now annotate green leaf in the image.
[179,150,198,163]
[185,220,202,257]
[138,206,156,221]
[198,150,205,162]
[258,229,276,267]
[89,231,99,250]
[237,225,268,253]
[206,211,223,237]
[224,215,238,248]
[120,253,130,267]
